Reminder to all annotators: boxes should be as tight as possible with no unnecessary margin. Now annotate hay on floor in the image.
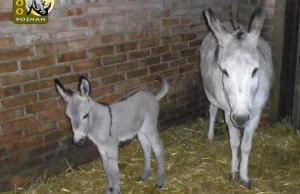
[7,119,300,194]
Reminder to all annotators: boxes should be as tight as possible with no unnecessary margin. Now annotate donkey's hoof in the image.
[229,172,239,183]
[137,177,144,182]
[156,184,163,189]
[240,180,251,189]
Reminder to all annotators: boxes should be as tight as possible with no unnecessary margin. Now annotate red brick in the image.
[151,45,170,54]
[39,89,57,100]
[0,37,15,48]
[1,93,37,109]
[0,61,18,73]
[0,12,12,22]
[139,75,157,84]
[57,118,71,129]
[150,63,168,73]
[36,42,68,55]
[39,65,71,79]
[87,46,114,57]
[116,62,139,72]
[58,50,86,63]
[59,73,88,85]
[180,34,197,41]
[73,60,99,71]
[0,132,22,145]
[72,17,99,27]
[129,31,149,40]
[90,66,115,78]
[114,79,140,92]
[24,122,57,137]
[181,48,197,57]
[2,116,36,133]
[187,56,200,63]
[21,55,55,70]
[23,80,53,93]
[68,36,102,50]
[102,54,127,65]
[0,86,21,98]
[26,100,58,114]
[45,128,72,143]
[140,39,160,48]
[101,73,125,85]
[8,137,42,153]
[0,108,24,123]
[162,36,180,44]
[179,64,195,73]
[162,18,181,26]
[91,85,114,98]
[101,34,124,44]
[99,93,122,103]
[115,43,138,53]
[171,43,189,51]
[129,50,150,60]
[39,20,70,31]
[127,68,148,79]
[0,48,33,61]
[161,52,180,62]
[39,108,66,122]
[66,7,84,16]
[0,72,36,86]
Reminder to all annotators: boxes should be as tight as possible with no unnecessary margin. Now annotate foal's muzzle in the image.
[73,137,86,146]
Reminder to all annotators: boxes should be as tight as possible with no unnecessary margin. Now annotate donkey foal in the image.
[54,76,169,194]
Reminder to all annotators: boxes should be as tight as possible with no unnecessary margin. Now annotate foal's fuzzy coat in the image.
[54,76,169,194]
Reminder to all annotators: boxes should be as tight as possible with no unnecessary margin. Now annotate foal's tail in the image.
[155,76,169,100]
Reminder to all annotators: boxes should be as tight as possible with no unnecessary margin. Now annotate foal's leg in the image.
[208,103,218,141]
[103,141,121,194]
[240,114,260,189]
[137,132,152,181]
[142,122,164,188]
[98,148,113,190]
[225,112,241,182]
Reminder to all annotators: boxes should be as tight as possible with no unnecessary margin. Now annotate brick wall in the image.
[0,0,282,191]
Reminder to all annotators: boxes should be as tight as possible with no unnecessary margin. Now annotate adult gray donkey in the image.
[54,76,169,194]
[200,7,274,188]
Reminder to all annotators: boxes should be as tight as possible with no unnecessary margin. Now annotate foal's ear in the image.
[78,76,91,97]
[54,79,73,102]
[248,7,265,40]
[203,8,231,45]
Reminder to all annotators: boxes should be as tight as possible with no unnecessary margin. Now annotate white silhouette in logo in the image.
[25,0,51,16]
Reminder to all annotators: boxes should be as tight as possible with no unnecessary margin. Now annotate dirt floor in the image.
[5,118,300,194]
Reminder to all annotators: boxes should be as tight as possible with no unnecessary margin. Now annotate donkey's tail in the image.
[155,76,169,100]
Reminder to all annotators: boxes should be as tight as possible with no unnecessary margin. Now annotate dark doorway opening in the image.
[279,0,300,120]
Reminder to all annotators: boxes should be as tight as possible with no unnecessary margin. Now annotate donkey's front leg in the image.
[225,112,241,182]
[98,148,113,190]
[208,103,218,141]
[103,145,121,194]
[240,114,260,189]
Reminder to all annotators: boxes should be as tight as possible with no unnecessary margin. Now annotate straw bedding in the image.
[6,119,300,194]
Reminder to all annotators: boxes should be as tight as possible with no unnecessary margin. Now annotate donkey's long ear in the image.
[54,79,73,102]
[79,76,91,97]
[248,7,265,40]
[203,8,231,45]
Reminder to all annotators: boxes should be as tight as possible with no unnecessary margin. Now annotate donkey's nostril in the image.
[232,114,249,127]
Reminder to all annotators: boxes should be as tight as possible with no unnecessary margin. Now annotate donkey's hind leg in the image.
[208,103,218,141]
[141,119,164,188]
[137,132,152,181]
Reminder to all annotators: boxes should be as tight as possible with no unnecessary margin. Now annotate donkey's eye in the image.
[83,113,89,119]
[222,69,229,77]
[252,68,258,78]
